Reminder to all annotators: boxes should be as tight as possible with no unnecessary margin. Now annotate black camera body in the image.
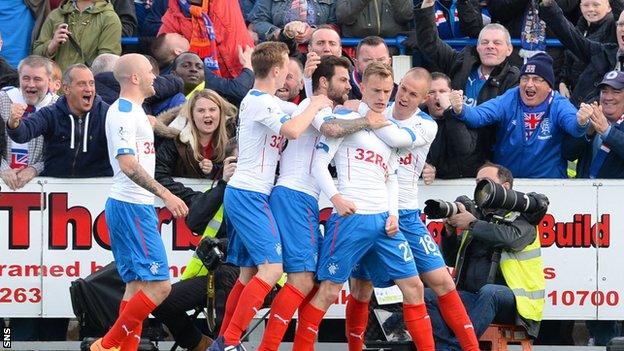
[195,237,224,271]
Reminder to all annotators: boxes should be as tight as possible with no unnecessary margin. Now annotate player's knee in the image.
[317,282,343,306]
[257,263,283,286]
[288,274,316,295]
[430,275,456,296]
[349,279,373,302]
[149,280,172,304]
[397,276,425,304]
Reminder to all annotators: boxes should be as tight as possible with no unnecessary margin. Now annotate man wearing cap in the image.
[445,52,591,178]
[563,70,624,178]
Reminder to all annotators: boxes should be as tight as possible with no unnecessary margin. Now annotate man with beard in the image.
[256,55,390,351]
[275,57,304,104]
[6,64,112,178]
[1,55,56,190]
[447,53,590,178]
[90,54,188,351]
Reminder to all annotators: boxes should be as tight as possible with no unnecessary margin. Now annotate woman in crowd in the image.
[155,89,237,206]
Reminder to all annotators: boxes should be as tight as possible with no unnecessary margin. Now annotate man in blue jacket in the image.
[564,70,624,179]
[445,52,590,178]
[6,63,113,178]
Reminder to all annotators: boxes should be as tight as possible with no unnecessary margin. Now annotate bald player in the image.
[91,54,188,351]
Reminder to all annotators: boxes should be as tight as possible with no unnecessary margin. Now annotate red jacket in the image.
[159,0,254,78]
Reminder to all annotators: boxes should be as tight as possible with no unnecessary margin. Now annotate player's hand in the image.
[421,0,435,8]
[385,215,399,236]
[365,110,390,129]
[422,163,436,185]
[16,166,37,188]
[199,158,213,175]
[304,52,321,78]
[330,193,357,216]
[449,90,464,114]
[577,102,593,126]
[1,167,24,190]
[163,192,189,218]
[309,94,333,111]
[590,103,610,134]
[447,202,476,230]
[222,156,237,182]
[48,23,71,55]
[9,103,28,129]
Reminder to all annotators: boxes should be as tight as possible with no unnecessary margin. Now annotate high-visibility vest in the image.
[181,205,224,280]
[499,230,546,323]
[454,212,545,324]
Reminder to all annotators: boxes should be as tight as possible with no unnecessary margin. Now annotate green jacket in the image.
[32,0,121,72]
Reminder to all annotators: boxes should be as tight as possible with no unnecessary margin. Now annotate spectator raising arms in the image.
[155,89,237,205]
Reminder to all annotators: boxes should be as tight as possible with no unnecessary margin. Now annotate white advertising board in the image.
[0,178,619,320]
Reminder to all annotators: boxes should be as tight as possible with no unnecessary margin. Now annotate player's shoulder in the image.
[333,107,360,120]
[416,110,435,123]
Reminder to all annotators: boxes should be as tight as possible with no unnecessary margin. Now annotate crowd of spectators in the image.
[2,0,624,347]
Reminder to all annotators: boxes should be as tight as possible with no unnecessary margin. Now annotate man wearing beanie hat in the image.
[564,70,624,179]
[440,52,591,178]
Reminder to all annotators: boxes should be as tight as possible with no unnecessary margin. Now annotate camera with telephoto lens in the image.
[473,178,540,212]
[423,199,463,219]
[195,237,224,271]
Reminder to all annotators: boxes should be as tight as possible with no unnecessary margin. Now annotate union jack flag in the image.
[524,112,544,140]
[10,148,28,169]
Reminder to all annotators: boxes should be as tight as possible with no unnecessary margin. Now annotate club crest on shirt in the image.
[537,117,552,140]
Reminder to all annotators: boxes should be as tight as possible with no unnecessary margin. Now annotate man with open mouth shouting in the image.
[444,52,590,179]
[6,61,112,179]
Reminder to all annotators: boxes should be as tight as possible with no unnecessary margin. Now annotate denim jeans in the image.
[424,284,517,351]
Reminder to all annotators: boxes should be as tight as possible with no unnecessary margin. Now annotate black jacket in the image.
[95,72,184,114]
[563,122,624,178]
[559,13,616,89]
[410,5,520,159]
[0,57,18,90]
[155,137,221,206]
[204,68,255,107]
[410,6,520,104]
[425,108,485,178]
[110,0,137,36]
[540,1,619,106]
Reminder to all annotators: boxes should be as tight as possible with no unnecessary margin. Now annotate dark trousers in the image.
[151,264,238,349]
[424,284,516,351]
